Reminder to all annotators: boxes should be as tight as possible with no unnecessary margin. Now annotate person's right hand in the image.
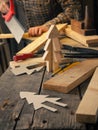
[28,25,49,36]
[0,0,9,13]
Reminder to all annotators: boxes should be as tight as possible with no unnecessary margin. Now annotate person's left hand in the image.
[28,25,48,36]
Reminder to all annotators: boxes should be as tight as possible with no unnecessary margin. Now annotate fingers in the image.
[28,27,43,36]
[29,27,41,36]
[28,26,48,36]
[0,1,9,13]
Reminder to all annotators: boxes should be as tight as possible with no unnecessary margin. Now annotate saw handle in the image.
[2,0,15,21]
[13,53,34,61]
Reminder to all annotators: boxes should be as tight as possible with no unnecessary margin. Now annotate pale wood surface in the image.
[0,68,87,130]
[43,59,98,93]
[0,32,38,41]
[76,67,98,124]
[65,25,98,47]
[17,24,67,55]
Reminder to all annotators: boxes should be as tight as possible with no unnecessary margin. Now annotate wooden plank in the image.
[0,67,45,130]
[0,32,38,41]
[60,37,83,47]
[15,104,34,130]
[60,37,98,51]
[43,59,98,94]
[76,67,98,124]
[32,77,86,130]
[17,24,67,55]
[65,25,98,47]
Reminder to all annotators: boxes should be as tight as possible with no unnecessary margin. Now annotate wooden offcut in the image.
[71,19,96,36]
[17,24,67,55]
[43,59,98,94]
[10,57,45,69]
[43,25,62,72]
[65,25,98,47]
[76,67,98,124]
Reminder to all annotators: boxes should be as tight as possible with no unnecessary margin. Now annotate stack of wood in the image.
[1,23,98,124]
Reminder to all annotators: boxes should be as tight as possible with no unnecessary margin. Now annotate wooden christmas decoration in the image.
[20,91,67,112]
[43,25,62,72]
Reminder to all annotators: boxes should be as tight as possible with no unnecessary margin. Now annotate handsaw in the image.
[2,0,25,43]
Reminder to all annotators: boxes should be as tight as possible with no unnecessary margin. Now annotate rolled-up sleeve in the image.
[44,0,82,26]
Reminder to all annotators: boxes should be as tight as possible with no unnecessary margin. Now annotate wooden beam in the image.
[17,24,67,55]
[76,67,98,124]
[65,25,98,47]
[43,59,98,93]
[0,32,38,41]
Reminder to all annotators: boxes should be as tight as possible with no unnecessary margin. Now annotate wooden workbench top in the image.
[1,36,98,129]
[0,67,88,130]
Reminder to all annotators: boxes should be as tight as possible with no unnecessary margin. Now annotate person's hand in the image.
[0,0,9,13]
[28,25,49,36]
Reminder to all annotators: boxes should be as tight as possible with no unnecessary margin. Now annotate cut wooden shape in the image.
[43,39,52,51]
[20,91,67,112]
[43,25,63,72]
[52,37,61,51]
[11,65,44,75]
[17,24,67,55]
[53,51,62,63]
[43,59,98,93]
[65,25,98,47]
[52,38,62,63]
[10,57,45,69]
[76,67,98,124]
[10,57,45,75]
[47,25,59,38]
[43,39,52,72]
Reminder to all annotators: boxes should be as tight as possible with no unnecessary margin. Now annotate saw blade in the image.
[5,15,25,43]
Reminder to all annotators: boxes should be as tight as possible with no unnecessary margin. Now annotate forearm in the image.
[44,0,82,26]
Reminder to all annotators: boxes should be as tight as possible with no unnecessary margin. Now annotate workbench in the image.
[0,34,98,130]
[0,66,98,130]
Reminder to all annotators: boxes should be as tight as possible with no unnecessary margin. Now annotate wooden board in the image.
[60,37,84,47]
[43,59,98,93]
[0,32,38,41]
[71,19,96,36]
[65,25,98,47]
[76,67,98,124]
[32,93,85,130]
[0,68,44,130]
[10,57,45,68]
[17,24,67,55]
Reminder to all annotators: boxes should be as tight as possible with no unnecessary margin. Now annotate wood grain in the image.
[76,67,98,123]
[65,25,98,47]
[17,24,67,55]
[43,59,98,93]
